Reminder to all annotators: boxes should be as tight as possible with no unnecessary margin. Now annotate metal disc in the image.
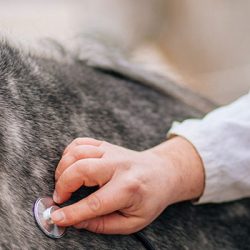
[33,197,66,239]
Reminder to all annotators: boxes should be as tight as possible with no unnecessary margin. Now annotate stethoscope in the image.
[33,197,66,239]
[33,197,155,250]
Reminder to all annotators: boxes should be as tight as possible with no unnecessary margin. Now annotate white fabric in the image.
[168,92,250,204]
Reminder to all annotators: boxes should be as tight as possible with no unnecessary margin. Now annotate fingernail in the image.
[52,211,65,222]
[53,190,61,204]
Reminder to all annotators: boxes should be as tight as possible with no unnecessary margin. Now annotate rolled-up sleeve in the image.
[168,92,250,204]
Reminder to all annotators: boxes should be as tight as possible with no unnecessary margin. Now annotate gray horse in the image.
[0,38,249,250]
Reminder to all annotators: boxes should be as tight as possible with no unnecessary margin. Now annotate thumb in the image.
[74,212,143,235]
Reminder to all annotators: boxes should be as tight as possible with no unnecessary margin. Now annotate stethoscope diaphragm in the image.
[33,197,66,239]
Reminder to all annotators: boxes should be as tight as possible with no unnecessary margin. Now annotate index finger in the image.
[51,179,134,227]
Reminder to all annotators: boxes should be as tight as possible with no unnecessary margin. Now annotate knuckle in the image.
[60,154,74,167]
[74,159,96,186]
[59,172,75,192]
[92,218,105,234]
[86,194,102,214]
[100,140,110,148]
[70,146,83,160]
[72,138,82,145]
[76,159,91,176]
[125,176,144,194]
[119,162,131,171]
[56,177,72,193]
[63,181,75,192]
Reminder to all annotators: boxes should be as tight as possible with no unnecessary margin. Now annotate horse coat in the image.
[0,38,249,250]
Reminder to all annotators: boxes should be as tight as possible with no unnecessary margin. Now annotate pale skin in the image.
[51,136,205,234]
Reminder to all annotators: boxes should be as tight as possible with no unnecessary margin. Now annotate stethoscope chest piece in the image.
[33,197,66,239]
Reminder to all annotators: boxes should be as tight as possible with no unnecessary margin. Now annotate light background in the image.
[0,0,249,105]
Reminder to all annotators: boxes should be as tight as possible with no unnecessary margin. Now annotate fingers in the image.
[52,180,134,227]
[54,158,114,203]
[55,145,104,181]
[63,138,103,156]
[74,212,144,235]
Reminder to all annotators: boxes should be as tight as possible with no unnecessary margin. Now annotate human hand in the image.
[51,137,204,234]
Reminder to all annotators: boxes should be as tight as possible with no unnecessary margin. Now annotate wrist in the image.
[149,136,205,204]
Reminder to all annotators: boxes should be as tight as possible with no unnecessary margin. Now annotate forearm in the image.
[149,136,205,204]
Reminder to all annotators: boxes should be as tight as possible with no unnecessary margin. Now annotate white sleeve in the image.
[167,92,250,204]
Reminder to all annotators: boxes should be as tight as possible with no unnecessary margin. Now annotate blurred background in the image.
[1,0,250,105]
